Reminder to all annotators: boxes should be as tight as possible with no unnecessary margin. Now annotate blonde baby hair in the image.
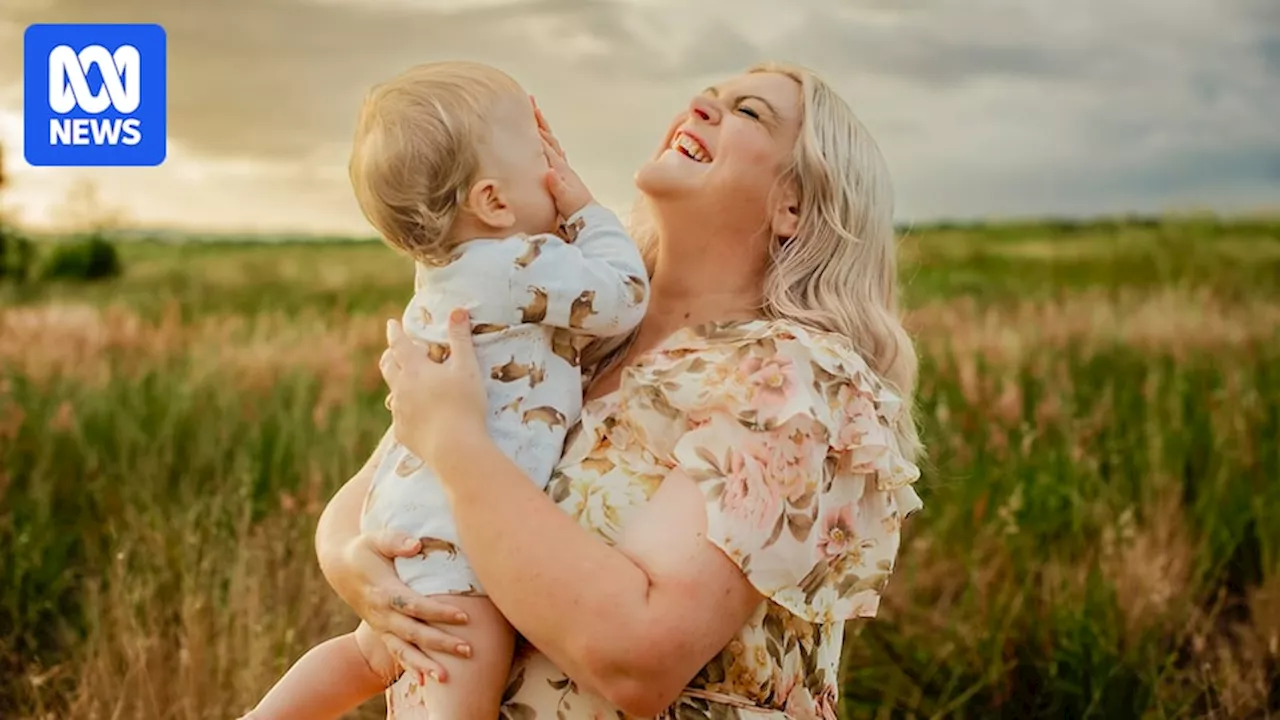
[349,61,523,264]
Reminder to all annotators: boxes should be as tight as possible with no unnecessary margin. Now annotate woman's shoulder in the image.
[645,317,880,373]
[625,317,910,443]
[623,318,923,623]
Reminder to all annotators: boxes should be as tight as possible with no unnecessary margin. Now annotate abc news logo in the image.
[48,44,143,147]
[23,23,167,167]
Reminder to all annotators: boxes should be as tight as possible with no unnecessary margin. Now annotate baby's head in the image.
[349,61,557,264]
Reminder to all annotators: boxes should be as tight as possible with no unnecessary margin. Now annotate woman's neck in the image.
[586,232,763,396]
[642,247,764,337]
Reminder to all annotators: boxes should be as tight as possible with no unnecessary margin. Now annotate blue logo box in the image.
[23,23,167,167]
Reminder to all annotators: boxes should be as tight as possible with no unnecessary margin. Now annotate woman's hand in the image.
[379,311,488,472]
[327,527,474,681]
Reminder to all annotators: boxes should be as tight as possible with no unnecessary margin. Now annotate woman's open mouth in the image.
[671,131,711,163]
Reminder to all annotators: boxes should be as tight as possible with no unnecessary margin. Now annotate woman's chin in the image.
[634,152,704,196]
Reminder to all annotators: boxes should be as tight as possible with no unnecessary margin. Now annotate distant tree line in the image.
[0,141,123,284]
[0,142,36,282]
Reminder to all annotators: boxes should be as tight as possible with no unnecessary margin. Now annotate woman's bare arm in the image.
[314,426,473,679]
[376,315,767,709]
[315,426,394,576]
[437,435,763,717]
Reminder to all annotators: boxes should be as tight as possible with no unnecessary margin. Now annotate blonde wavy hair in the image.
[348,61,523,265]
[588,62,921,461]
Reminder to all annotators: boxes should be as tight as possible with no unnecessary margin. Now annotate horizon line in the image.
[8,206,1280,241]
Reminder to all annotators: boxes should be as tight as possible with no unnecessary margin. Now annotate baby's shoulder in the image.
[424,232,566,278]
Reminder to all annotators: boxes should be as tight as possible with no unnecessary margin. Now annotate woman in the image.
[318,62,924,719]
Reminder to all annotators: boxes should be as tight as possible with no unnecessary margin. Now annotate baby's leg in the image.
[240,622,398,720]
[419,594,515,720]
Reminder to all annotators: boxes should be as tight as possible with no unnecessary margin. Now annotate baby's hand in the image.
[542,135,593,220]
[533,100,593,219]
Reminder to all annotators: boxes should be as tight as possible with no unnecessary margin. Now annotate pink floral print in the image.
[387,319,923,719]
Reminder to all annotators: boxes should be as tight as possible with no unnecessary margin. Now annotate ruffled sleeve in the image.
[620,320,922,623]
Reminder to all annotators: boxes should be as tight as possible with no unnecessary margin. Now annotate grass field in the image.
[2,216,1278,719]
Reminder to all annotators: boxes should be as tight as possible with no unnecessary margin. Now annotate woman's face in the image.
[635,71,803,215]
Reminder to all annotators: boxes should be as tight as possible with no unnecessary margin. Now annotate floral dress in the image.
[387,318,923,720]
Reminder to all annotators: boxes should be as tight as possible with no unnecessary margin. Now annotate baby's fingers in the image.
[531,99,565,155]
[538,127,566,161]
[533,103,550,136]
[541,135,567,169]
[544,169,569,202]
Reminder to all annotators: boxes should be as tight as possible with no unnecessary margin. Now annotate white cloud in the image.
[504,13,613,61]
[0,102,366,233]
[0,0,1275,231]
[755,0,1280,219]
[609,0,812,67]
[302,0,530,12]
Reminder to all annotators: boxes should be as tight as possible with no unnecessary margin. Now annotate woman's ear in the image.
[771,186,800,241]
[465,179,517,230]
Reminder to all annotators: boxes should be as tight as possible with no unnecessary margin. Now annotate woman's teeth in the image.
[671,133,710,163]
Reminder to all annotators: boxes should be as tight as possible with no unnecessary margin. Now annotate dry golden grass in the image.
[4,226,1279,719]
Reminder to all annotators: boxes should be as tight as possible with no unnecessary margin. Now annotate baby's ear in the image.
[465,179,517,230]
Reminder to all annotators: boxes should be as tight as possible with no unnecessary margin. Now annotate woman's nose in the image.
[688,95,719,123]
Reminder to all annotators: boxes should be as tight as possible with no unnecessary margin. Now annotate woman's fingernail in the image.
[449,309,467,324]
[457,643,471,657]
[403,538,417,550]
[455,612,469,623]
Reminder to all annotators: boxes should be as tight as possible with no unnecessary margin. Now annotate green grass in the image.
[2,217,1278,719]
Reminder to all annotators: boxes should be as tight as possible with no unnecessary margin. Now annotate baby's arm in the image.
[511,203,649,337]
[240,622,398,719]
[512,118,649,338]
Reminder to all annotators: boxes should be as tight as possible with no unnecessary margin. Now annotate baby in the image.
[242,61,649,719]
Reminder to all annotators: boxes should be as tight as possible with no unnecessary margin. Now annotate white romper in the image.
[361,203,650,596]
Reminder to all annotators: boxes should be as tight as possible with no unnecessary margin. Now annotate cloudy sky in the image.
[0,0,1277,234]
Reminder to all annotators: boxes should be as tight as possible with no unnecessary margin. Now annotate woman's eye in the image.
[737,104,760,119]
